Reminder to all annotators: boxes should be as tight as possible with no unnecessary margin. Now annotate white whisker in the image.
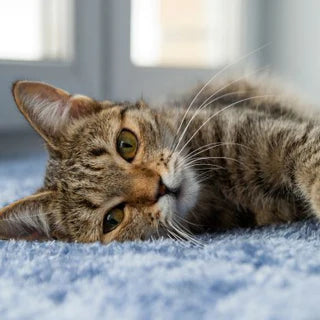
[171,43,271,151]
[177,95,275,156]
[185,156,250,170]
[173,65,270,154]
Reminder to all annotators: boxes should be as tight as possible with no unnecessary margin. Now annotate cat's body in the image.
[1,78,320,243]
[166,81,315,231]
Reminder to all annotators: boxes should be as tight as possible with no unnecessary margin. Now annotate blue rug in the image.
[0,155,320,320]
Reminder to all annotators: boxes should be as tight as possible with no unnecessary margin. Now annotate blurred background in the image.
[0,0,320,157]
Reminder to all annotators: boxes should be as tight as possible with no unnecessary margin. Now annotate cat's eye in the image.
[103,207,124,234]
[117,129,138,162]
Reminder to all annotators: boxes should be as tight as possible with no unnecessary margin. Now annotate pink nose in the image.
[156,179,181,200]
[157,179,168,198]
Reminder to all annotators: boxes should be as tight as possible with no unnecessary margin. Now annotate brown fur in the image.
[1,78,320,243]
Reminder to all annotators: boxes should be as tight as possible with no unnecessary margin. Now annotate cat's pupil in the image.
[103,207,125,234]
[121,141,132,149]
[107,215,118,225]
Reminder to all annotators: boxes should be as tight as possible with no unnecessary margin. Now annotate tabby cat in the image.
[0,78,319,243]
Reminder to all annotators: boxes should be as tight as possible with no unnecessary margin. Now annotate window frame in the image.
[0,0,264,132]
[102,0,264,103]
[0,0,104,131]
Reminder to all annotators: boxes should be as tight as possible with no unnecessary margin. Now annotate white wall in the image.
[263,0,320,104]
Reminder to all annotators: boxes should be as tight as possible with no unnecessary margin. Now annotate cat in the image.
[0,78,319,244]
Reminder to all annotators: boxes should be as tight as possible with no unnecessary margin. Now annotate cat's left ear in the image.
[0,191,54,240]
[12,81,103,150]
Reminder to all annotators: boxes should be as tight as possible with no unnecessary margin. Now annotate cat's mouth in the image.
[157,159,199,223]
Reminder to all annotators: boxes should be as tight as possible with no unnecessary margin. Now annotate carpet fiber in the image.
[1,155,320,320]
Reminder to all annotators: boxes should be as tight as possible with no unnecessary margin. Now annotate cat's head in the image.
[0,81,199,243]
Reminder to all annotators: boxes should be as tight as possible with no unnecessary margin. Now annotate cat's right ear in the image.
[12,81,102,150]
[0,191,55,240]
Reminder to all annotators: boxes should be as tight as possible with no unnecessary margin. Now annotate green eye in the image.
[117,129,138,161]
[103,207,124,234]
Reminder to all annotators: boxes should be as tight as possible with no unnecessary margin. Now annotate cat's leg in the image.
[251,120,320,220]
[217,114,320,223]
[294,151,320,219]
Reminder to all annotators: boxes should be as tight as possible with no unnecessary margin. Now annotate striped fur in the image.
[1,79,320,243]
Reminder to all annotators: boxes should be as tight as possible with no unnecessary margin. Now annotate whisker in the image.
[173,90,248,154]
[170,219,204,247]
[167,228,187,246]
[159,219,185,245]
[187,142,253,159]
[175,142,252,171]
[185,156,250,170]
[155,222,161,240]
[184,163,225,174]
[171,43,271,151]
[177,94,275,156]
[173,64,270,154]
[174,214,206,228]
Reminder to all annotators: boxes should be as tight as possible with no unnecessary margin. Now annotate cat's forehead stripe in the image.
[120,104,142,118]
[120,106,129,119]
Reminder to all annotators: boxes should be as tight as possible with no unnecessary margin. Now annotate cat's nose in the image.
[157,179,168,198]
[157,178,181,200]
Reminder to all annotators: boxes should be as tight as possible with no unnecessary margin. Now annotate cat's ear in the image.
[0,191,54,240]
[12,81,102,149]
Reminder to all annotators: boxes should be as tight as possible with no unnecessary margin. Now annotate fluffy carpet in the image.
[1,154,320,320]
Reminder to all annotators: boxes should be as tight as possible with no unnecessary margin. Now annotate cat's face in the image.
[51,101,200,243]
[0,81,199,243]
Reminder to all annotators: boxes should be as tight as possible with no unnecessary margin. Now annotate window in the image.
[0,0,73,61]
[0,1,263,131]
[0,0,102,131]
[131,0,243,68]
[107,1,259,103]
